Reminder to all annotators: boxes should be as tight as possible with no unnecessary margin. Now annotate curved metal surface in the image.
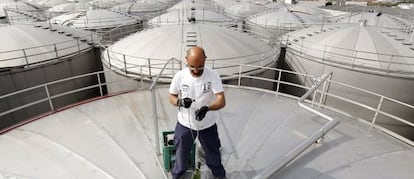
[0,86,413,178]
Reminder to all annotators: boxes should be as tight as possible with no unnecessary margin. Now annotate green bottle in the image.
[192,162,201,179]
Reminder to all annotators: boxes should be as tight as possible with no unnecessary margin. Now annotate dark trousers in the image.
[172,122,226,179]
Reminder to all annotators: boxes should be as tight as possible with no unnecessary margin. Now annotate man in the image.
[169,46,226,179]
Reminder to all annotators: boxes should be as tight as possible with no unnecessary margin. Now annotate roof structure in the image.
[0,23,93,68]
[51,9,139,29]
[47,2,91,14]
[147,0,234,25]
[87,0,119,9]
[288,1,331,16]
[169,0,214,10]
[283,23,414,74]
[223,1,269,19]
[333,11,412,30]
[322,4,414,21]
[0,86,413,178]
[32,0,72,8]
[0,1,37,18]
[111,2,165,14]
[149,8,234,25]
[247,7,321,30]
[103,23,277,77]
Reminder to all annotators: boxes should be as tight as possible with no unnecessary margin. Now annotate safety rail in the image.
[246,11,412,36]
[147,7,238,26]
[0,69,148,133]
[3,6,47,22]
[111,5,165,14]
[245,10,323,30]
[0,71,102,118]
[100,20,273,46]
[322,79,414,146]
[0,62,413,170]
[69,17,140,29]
[149,18,237,26]
[224,22,275,44]
[229,62,414,143]
[0,33,96,68]
[253,72,339,179]
[282,35,414,77]
[98,17,143,45]
[101,44,278,81]
[72,16,137,24]
[322,5,414,24]
[149,58,179,156]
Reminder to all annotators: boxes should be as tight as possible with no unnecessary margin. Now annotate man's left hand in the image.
[195,106,209,121]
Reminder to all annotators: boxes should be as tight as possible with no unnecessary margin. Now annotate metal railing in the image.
[148,58,179,155]
[243,8,414,37]
[0,69,148,133]
[3,6,47,22]
[229,62,414,144]
[101,49,183,81]
[253,72,339,179]
[0,33,96,68]
[1,61,413,175]
[101,46,278,81]
[282,35,414,77]
[147,8,238,26]
[2,61,411,139]
[98,18,143,45]
[0,71,103,119]
[322,79,414,146]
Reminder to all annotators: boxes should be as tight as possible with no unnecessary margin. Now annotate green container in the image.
[163,131,196,171]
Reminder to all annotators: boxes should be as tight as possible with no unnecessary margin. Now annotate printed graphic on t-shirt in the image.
[181,84,190,97]
[202,82,211,93]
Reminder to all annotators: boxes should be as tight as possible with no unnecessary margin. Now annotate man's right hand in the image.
[177,97,193,108]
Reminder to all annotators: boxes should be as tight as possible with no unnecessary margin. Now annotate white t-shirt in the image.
[169,67,224,130]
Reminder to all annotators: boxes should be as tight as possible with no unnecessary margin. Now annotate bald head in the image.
[186,47,206,60]
[186,47,206,77]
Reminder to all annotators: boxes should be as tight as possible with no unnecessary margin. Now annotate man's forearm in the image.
[169,94,179,106]
[208,92,225,111]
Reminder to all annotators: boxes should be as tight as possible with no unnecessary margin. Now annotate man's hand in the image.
[177,97,193,108]
[195,106,209,121]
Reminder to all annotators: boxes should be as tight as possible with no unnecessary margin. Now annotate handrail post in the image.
[54,44,58,58]
[109,31,112,43]
[372,96,384,125]
[386,55,394,73]
[318,74,330,107]
[311,83,317,107]
[45,85,54,111]
[90,33,94,44]
[276,70,281,94]
[22,48,29,66]
[237,64,242,86]
[140,66,144,83]
[97,73,103,96]
[77,38,81,53]
[106,49,111,68]
[322,45,327,61]
[351,50,357,68]
[148,58,152,78]
[123,54,127,74]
